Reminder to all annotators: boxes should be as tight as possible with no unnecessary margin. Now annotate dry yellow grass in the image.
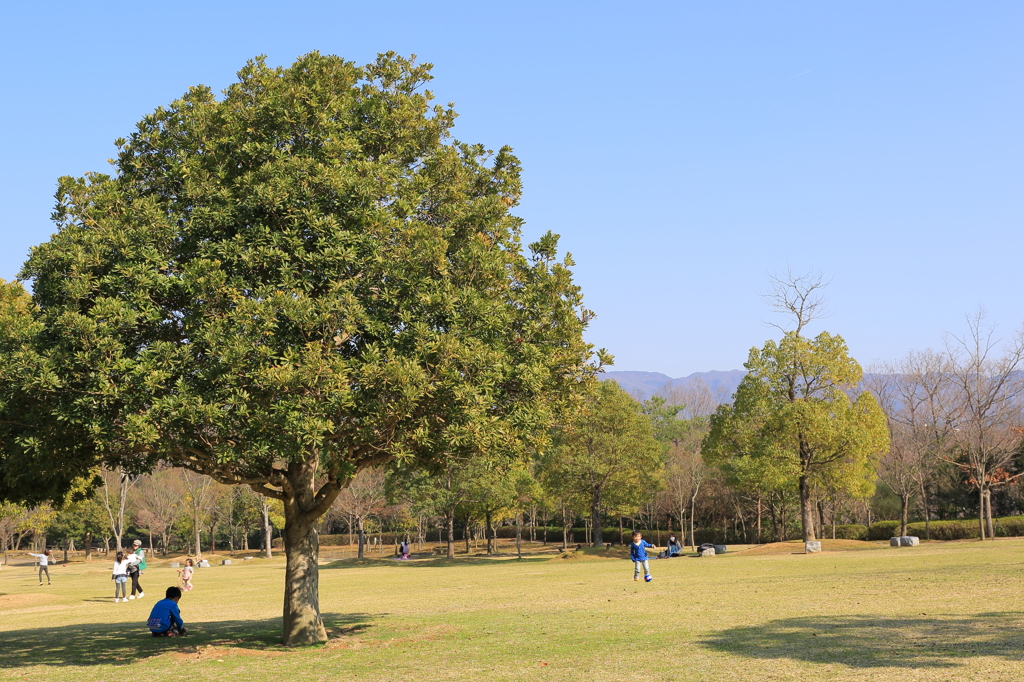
[2,537,1023,681]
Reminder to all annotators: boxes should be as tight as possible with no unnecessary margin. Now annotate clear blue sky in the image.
[2,2,1022,377]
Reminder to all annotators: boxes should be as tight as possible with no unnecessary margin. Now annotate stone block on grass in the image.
[169,562,180,568]
[699,547,716,557]
[890,537,901,547]
[714,545,727,554]
[805,541,822,553]
[899,536,920,547]
[221,559,232,565]
[198,560,210,568]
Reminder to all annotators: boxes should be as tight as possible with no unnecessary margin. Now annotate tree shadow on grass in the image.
[0,612,372,668]
[701,612,1024,669]
[321,556,551,569]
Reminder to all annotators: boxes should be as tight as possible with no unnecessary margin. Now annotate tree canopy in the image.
[704,331,888,542]
[0,51,598,644]
[540,379,663,547]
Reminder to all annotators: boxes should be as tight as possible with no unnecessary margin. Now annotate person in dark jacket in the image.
[147,586,187,637]
[629,531,656,582]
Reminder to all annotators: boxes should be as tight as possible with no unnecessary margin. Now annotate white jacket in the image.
[29,553,52,566]
[112,559,130,576]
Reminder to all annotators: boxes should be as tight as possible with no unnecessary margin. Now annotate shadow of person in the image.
[0,612,372,668]
[700,612,1024,669]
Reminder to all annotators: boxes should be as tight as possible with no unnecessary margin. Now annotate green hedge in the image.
[831,524,868,540]
[867,520,902,540]
[907,516,1024,540]
[867,515,1024,541]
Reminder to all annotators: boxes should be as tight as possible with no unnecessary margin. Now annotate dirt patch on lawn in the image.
[739,539,888,555]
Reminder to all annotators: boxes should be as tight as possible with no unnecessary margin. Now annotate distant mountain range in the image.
[600,370,746,401]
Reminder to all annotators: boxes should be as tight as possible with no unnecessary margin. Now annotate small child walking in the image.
[112,551,130,602]
[629,531,655,582]
[177,558,194,591]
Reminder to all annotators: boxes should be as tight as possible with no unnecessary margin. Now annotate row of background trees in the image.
[6,302,1022,562]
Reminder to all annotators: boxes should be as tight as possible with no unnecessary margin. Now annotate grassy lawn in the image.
[2,538,1023,681]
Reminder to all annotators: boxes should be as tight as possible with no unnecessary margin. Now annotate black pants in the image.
[152,623,186,637]
[129,570,143,596]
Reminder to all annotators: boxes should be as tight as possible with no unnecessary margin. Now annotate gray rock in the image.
[169,562,180,568]
[243,557,254,561]
[899,536,920,547]
[805,541,822,553]
[221,559,232,565]
[890,537,901,547]
[714,545,727,554]
[699,547,716,557]
[198,560,210,568]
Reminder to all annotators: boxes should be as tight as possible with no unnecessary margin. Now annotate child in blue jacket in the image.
[630,531,656,582]
[147,586,187,637]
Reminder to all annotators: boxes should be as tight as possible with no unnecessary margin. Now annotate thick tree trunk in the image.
[515,513,522,560]
[464,516,471,553]
[900,494,910,537]
[85,532,93,561]
[485,511,494,555]
[262,498,273,559]
[798,474,816,542]
[985,489,995,540]
[446,512,455,559]
[590,489,603,547]
[193,511,201,559]
[279,459,341,647]
[978,488,986,541]
[921,483,931,540]
[756,496,762,545]
[357,516,365,559]
[282,515,326,646]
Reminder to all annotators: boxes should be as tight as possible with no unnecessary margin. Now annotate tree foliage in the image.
[540,380,663,547]
[704,331,888,541]
[0,52,596,644]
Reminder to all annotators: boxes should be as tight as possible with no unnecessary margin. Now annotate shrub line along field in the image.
[2,538,1023,681]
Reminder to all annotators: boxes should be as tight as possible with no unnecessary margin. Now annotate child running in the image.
[28,549,54,585]
[629,531,656,582]
[112,551,130,602]
[177,558,194,591]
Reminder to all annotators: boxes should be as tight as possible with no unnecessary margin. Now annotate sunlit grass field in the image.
[2,538,1023,681]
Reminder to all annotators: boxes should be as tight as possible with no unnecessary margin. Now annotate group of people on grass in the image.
[28,539,192,637]
[111,540,148,601]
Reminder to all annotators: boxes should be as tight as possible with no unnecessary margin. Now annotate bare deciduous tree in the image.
[100,468,140,552]
[867,350,954,537]
[181,470,215,557]
[133,468,185,555]
[332,468,387,559]
[763,268,831,335]
[943,310,1024,540]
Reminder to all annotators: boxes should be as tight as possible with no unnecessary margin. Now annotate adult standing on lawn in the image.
[127,539,146,599]
[29,549,53,585]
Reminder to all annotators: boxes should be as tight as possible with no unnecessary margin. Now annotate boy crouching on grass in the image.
[630,531,656,582]
[148,586,188,637]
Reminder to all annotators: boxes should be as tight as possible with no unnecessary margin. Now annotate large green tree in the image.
[0,52,596,644]
[704,331,888,542]
[541,380,663,547]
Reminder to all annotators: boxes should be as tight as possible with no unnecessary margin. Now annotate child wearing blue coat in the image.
[630,531,655,582]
